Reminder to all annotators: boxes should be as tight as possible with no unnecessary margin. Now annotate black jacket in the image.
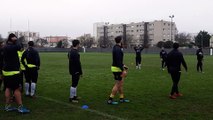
[68,49,82,75]
[0,48,3,70]
[21,47,40,69]
[196,49,204,61]
[160,50,167,60]
[112,45,124,71]
[166,49,187,73]
[134,47,144,58]
[3,43,21,71]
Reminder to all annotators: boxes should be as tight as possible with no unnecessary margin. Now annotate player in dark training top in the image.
[21,41,40,98]
[134,45,144,69]
[160,48,167,70]
[107,36,129,105]
[196,47,204,73]
[166,43,187,99]
[0,40,4,91]
[68,40,82,103]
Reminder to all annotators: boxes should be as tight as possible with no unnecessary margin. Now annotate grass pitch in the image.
[0,52,213,120]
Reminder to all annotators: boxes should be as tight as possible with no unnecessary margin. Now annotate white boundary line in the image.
[38,96,127,120]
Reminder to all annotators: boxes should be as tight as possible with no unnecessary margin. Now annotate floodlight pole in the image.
[169,15,174,42]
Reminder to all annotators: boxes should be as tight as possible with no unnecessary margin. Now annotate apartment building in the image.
[94,20,178,46]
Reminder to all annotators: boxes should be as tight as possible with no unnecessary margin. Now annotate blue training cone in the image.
[81,105,89,110]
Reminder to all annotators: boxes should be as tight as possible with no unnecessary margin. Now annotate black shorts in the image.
[71,74,80,87]
[113,72,122,81]
[0,71,3,80]
[4,74,21,91]
[25,68,38,83]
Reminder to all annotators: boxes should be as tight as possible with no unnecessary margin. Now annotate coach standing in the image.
[166,43,187,99]
[3,33,30,113]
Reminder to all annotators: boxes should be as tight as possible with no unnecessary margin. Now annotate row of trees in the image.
[56,39,69,48]
[55,30,212,49]
[157,30,212,48]
[98,30,212,49]
[1,30,211,48]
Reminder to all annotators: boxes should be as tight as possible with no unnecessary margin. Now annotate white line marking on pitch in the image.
[38,96,127,120]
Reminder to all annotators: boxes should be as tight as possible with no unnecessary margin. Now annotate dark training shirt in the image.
[0,48,3,70]
[112,44,124,71]
[196,49,204,61]
[68,48,82,75]
[134,47,144,58]
[166,49,187,73]
[21,47,40,68]
[3,43,21,71]
[160,50,167,60]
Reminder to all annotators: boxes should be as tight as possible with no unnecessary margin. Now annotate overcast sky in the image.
[0,0,212,38]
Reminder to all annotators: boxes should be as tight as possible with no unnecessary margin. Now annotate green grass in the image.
[0,52,213,120]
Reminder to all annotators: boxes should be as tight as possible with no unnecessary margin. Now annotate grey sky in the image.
[0,0,212,38]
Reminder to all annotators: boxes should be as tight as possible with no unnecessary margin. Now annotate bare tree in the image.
[18,36,27,45]
[175,32,191,47]
[79,35,95,48]
[98,36,113,48]
[62,39,69,48]
[35,38,48,47]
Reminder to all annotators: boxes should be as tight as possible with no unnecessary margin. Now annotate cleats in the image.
[169,95,177,99]
[120,99,130,103]
[174,93,183,97]
[17,106,30,114]
[107,100,118,105]
[30,95,37,99]
[69,96,79,103]
[5,105,17,112]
